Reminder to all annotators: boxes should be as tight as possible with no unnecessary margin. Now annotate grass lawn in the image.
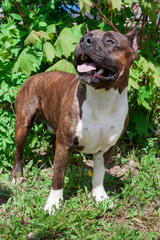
[0,148,159,240]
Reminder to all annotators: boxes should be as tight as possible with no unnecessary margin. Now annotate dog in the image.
[11,27,138,214]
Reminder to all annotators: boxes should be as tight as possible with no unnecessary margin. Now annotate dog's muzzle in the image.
[75,51,119,83]
[74,36,119,84]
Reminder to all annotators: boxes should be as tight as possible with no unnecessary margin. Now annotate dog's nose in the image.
[80,36,94,47]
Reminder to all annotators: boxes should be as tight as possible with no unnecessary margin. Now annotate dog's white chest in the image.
[76,86,128,154]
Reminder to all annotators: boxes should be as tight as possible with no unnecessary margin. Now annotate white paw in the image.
[44,188,63,215]
[92,185,114,209]
[92,185,109,202]
[11,177,23,184]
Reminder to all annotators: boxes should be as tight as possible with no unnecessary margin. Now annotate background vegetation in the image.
[0,0,160,239]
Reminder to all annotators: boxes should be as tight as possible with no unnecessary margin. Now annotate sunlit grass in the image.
[0,149,159,239]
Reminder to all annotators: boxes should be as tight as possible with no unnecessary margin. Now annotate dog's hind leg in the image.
[10,95,40,183]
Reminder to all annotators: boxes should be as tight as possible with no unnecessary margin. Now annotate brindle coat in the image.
[11,27,138,214]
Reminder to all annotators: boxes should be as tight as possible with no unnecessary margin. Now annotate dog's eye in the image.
[107,39,114,44]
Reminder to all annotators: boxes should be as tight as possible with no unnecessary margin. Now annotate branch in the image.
[151,11,160,55]
[128,7,143,33]
[55,29,58,39]
[139,15,145,49]
[144,22,154,50]
[89,0,119,32]
[109,0,113,24]
[14,0,30,28]
[122,7,129,33]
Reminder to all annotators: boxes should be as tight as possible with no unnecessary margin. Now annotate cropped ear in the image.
[85,24,89,34]
[125,27,138,60]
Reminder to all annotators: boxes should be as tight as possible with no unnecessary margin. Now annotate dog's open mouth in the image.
[76,53,118,82]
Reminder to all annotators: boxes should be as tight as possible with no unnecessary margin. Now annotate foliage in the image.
[0,0,159,171]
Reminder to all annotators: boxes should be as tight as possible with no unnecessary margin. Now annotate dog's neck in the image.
[85,84,119,104]
[77,82,128,122]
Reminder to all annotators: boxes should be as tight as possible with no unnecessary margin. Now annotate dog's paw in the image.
[44,201,59,215]
[44,188,63,215]
[10,176,23,185]
[92,185,109,202]
[92,185,114,209]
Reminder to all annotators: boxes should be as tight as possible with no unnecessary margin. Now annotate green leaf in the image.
[46,59,76,74]
[3,93,12,102]
[2,0,12,11]
[54,30,74,58]
[0,125,6,133]
[24,31,40,47]
[129,68,140,90]
[54,25,83,59]
[43,42,55,63]
[10,13,23,21]
[12,48,42,77]
[4,138,13,144]
[99,21,107,31]
[38,31,51,41]
[26,159,34,170]
[139,0,159,22]
[10,47,20,57]
[139,98,151,110]
[46,24,56,34]
[153,72,160,87]
[1,80,8,92]
[104,0,122,11]
[2,139,6,151]
[133,114,150,137]
[138,56,156,73]
[70,24,84,42]
[79,0,92,15]
[25,31,51,46]
[39,22,47,27]
[129,76,139,90]
[49,0,55,9]
[123,0,132,7]
[30,135,38,148]
[138,86,152,110]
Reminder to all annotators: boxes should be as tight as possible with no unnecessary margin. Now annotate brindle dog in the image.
[11,27,138,214]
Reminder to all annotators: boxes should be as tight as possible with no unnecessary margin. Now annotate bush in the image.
[0,0,159,171]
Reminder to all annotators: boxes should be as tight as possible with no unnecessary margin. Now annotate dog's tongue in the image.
[77,62,96,73]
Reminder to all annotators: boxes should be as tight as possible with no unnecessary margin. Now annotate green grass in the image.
[0,149,159,240]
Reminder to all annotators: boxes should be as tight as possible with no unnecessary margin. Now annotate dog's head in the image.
[74,28,138,89]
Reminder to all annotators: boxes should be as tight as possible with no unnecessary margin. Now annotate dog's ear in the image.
[85,24,89,34]
[125,27,138,60]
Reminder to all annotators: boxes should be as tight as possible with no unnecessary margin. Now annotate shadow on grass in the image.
[63,157,126,200]
[0,184,12,206]
[30,231,66,240]
[28,167,127,240]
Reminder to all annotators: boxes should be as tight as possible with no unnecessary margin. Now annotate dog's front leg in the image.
[92,146,115,207]
[92,151,108,202]
[44,143,70,215]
